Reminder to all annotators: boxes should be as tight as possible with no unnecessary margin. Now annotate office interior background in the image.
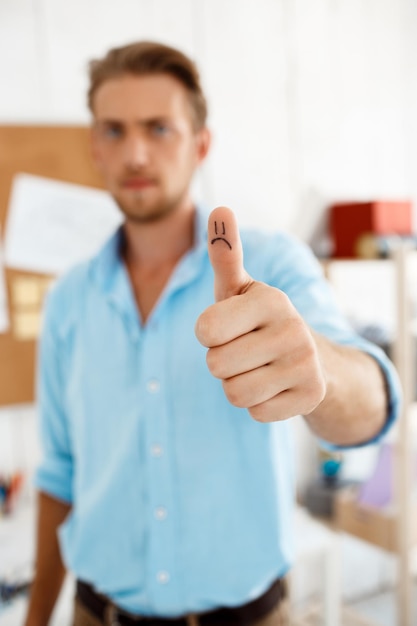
[0,0,417,624]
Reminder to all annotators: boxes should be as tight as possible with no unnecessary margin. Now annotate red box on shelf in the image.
[330,201,413,258]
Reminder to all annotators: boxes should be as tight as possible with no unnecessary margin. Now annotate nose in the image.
[123,133,149,169]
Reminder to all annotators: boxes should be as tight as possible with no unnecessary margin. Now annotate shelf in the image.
[324,245,417,625]
[335,486,417,553]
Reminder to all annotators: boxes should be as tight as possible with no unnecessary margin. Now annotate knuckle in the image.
[206,349,224,378]
[291,314,309,339]
[313,376,326,405]
[249,400,285,423]
[300,343,318,369]
[272,288,292,314]
[303,375,326,414]
[222,380,246,408]
[295,328,319,367]
[195,309,219,347]
[248,404,269,423]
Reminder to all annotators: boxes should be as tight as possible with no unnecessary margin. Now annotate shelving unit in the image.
[323,247,417,626]
[392,246,416,626]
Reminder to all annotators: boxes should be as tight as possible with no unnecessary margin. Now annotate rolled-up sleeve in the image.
[264,233,402,448]
[35,291,74,503]
[321,337,402,450]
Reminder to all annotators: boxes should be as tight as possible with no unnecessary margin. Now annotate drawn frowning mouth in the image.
[211,221,232,250]
[210,237,232,249]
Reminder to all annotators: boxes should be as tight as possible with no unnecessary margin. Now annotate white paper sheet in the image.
[0,236,9,333]
[4,174,123,275]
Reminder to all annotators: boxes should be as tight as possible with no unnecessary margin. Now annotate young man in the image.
[25,41,400,626]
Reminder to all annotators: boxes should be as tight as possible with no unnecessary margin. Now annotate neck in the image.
[122,200,196,270]
[121,199,196,324]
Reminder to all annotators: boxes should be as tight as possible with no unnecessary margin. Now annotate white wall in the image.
[0,0,416,608]
[0,0,415,233]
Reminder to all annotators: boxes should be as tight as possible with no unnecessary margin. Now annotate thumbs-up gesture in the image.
[195,206,327,423]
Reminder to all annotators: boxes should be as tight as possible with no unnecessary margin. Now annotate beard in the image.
[113,186,188,225]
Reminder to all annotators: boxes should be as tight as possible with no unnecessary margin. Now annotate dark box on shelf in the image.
[330,201,413,258]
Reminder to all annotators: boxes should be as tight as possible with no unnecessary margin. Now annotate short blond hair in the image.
[88,41,208,130]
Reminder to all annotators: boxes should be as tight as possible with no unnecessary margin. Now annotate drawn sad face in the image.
[210,221,232,250]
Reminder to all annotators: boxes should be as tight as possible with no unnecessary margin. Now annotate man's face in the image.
[91,73,209,223]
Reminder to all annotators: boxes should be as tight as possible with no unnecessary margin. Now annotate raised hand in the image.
[195,206,326,423]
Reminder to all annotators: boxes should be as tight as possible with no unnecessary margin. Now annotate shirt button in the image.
[156,570,170,584]
[155,507,167,521]
[147,379,160,393]
[150,444,163,457]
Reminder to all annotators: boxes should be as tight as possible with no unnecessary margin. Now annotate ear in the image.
[195,127,211,164]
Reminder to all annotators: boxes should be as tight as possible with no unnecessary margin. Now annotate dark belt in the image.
[76,577,286,626]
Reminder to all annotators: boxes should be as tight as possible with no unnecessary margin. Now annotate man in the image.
[25,41,400,626]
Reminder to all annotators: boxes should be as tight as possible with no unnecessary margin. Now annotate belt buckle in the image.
[105,604,122,626]
[186,616,199,626]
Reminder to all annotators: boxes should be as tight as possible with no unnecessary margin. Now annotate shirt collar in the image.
[91,204,210,298]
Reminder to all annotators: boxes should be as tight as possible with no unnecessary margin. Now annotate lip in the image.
[122,178,156,190]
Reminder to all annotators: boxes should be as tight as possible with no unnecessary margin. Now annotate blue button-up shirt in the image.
[35,207,400,617]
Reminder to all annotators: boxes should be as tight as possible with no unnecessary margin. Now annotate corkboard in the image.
[0,125,104,406]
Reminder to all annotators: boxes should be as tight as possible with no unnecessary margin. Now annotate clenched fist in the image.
[195,206,326,423]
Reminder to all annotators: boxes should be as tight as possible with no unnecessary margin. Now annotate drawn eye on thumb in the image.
[211,221,232,250]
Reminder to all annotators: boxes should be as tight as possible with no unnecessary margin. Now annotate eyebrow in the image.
[96,117,172,128]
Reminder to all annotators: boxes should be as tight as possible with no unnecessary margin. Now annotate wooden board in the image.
[0,125,104,406]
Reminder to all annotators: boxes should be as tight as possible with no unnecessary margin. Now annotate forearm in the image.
[24,491,71,626]
[304,332,388,446]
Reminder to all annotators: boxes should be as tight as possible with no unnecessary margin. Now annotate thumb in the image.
[208,206,253,301]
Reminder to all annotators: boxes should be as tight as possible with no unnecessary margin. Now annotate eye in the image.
[103,124,123,140]
[151,122,170,137]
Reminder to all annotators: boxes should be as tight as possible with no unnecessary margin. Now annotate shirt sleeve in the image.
[264,233,402,449]
[34,290,74,503]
